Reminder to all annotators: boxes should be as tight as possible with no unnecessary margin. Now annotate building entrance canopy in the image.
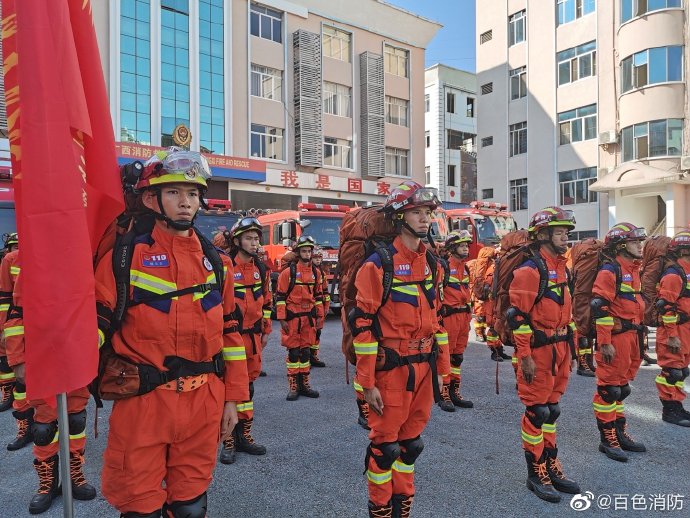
[590,162,685,192]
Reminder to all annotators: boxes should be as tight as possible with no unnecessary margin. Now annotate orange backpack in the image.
[640,236,683,327]
[472,246,496,301]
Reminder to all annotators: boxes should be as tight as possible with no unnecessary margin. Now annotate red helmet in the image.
[312,247,324,258]
[528,206,576,235]
[668,229,690,254]
[445,230,472,249]
[604,223,647,248]
[383,181,440,214]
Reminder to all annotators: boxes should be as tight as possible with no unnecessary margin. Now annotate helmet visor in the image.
[549,210,576,228]
[161,151,212,180]
[412,188,441,207]
[627,227,647,240]
[296,236,316,248]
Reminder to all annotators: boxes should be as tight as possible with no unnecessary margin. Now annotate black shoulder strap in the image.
[374,242,395,308]
[255,257,268,284]
[531,248,550,303]
[425,249,439,287]
[438,257,450,288]
[111,229,138,331]
[195,228,225,291]
[285,262,297,300]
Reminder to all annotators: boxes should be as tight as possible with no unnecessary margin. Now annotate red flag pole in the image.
[57,393,75,518]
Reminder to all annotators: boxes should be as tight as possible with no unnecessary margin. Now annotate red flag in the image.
[2,0,124,400]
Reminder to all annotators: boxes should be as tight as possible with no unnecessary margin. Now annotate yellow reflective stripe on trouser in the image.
[521,430,543,445]
[367,469,392,485]
[542,423,556,434]
[353,380,364,393]
[354,342,378,355]
[13,389,26,400]
[662,315,679,324]
[299,361,310,368]
[310,343,319,350]
[616,404,624,413]
[596,317,614,326]
[512,356,518,364]
[578,348,592,354]
[286,361,301,369]
[98,329,105,349]
[263,310,272,319]
[0,304,8,312]
[236,401,254,412]
[593,402,616,413]
[0,371,15,380]
[223,346,247,361]
[49,431,86,445]
[655,375,685,388]
[450,366,461,376]
[392,460,414,474]
[3,325,24,339]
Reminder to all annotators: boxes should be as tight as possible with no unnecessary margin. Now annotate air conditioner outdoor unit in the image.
[598,130,618,145]
[681,155,690,171]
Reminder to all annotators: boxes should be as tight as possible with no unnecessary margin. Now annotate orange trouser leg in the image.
[367,363,433,505]
[311,326,323,352]
[446,312,470,383]
[30,387,89,461]
[12,381,31,413]
[237,332,262,421]
[655,325,690,403]
[518,342,572,456]
[594,332,637,423]
[102,375,224,514]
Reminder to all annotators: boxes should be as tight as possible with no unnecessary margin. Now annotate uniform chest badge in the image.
[254,271,261,280]
[548,270,557,280]
[424,265,430,276]
[203,257,214,271]
[234,272,243,280]
[296,272,302,278]
[623,274,633,282]
[450,269,457,275]
[142,254,169,267]
[395,264,411,276]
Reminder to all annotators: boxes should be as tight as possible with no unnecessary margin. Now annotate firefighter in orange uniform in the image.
[5,271,96,514]
[468,258,487,342]
[437,231,474,412]
[507,207,579,503]
[275,236,324,400]
[655,230,690,427]
[591,223,647,463]
[351,181,450,517]
[482,250,512,362]
[218,218,271,464]
[311,247,330,367]
[96,149,249,517]
[0,233,19,415]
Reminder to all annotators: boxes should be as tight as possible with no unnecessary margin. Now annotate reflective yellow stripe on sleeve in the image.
[98,329,105,349]
[662,314,679,324]
[595,316,615,326]
[222,346,247,361]
[354,342,378,355]
[3,325,24,339]
[263,310,272,319]
[513,324,532,336]
[434,333,449,346]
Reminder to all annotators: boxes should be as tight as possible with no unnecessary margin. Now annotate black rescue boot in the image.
[70,451,96,500]
[449,380,473,408]
[7,408,33,451]
[235,418,267,455]
[298,373,319,398]
[615,417,646,451]
[642,353,657,366]
[356,399,370,430]
[524,451,561,503]
[597,421,628,462]
[490,348,504,362]
[544,447,580,494]
[497,346,512,360]
[286,374,299,401]
[368,500,393,518]
[576,354,595,377]
[29,455,60,515]
[391,494,414,518]
[120,511,162,517]
[661,400,690,427]
[309,349,326,368]
[437,384,455,412]
[0,381,14,412]
[219,429,236,464]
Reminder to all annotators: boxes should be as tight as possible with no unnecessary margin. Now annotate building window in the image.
[508,10,526,46]
[559,167,597,205]
[480,30,493,44]
[621,0,682,23]
[323,137,352,169]
[385,147,409,176]
[161,0,190,148]
[424,166,431,185]
[510,178,528,211]
[509,66,527,100]
[199,0,224,154]
[120,0,151,145]
[250,3,282,43]
[482,188,494,199]
[425,131,430,148]
[558,41,596,85]
[250,124,284,160]
[509,122,527,156]
[481,82,493,95]
[466,98,475,118]
[250,64,282,101]
[557,0,596,26]
[385,96,409,126]
[384,44,408,77]
[323,82,352,117]
[621,119,683,162]
[425,94,430,112]
[322,26,351,62]
[447,129,471,150]
[447,164,456,186]
[446,92,455,114]
[481,136,494,147]
[621,46,683,93]
[558,104,597,144]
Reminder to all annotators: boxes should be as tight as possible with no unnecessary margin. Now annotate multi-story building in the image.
[92,0,440,209]
[424,64,478,206]
[476,0,690,237]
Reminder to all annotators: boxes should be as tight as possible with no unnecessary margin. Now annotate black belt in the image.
[441,305,471,317]
[531,327,575,375]
[137,353,225,395]
[613,319,646,357]
[240,320,263,354]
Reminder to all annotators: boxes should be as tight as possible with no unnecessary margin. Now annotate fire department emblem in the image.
[254,272,261,280]
[203,257,213,271]
[172,123,192,147]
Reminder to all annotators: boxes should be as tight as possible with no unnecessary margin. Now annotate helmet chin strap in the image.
[401,220,427,239]
[150,188,197,231]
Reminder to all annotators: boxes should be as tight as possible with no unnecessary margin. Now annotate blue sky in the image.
[386,0,476,72]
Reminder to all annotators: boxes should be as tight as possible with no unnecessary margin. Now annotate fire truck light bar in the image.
[298,202,350,213]
[206,198,232,210]
[470,201,507,210]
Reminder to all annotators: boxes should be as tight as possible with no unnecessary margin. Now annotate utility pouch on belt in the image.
[612,318,646,357]
[98,347,225,401]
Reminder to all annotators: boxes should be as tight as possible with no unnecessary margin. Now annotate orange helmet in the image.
[668,229,690,254]
[383,181,440,214]
[528,206,576,236]
[603,223,646,249]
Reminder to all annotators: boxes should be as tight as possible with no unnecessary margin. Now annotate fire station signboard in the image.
[116,142,267,182]
[267,168,391,198]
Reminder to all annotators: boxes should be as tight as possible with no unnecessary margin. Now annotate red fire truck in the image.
[257,202,349,314]
[194,198,244,242]
[444,201,516,259]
